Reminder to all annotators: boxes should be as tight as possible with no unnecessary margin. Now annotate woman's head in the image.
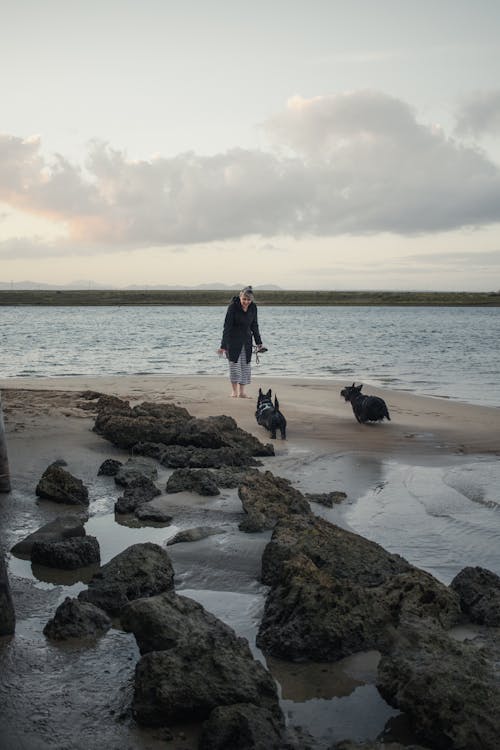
[239,286,254,311]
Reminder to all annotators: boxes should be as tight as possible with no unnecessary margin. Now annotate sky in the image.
[1,0,500,290]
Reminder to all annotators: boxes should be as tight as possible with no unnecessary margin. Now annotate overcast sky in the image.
[1,0,500,290]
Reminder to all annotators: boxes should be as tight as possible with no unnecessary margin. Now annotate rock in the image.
[134,443,261,469]
[134,505,173,524]
[115,476,161,514]
[31,536,100,569]
[257,515,461,661]
[333,742,430,750]
[11,514,87,556]
[78,542,174,616]
[209,467,260,488]
[166,468,220,496]
[305,490,347,507]
[35,464,89,505]
[238,471,312,532]
[114,457,158,486]
[199,703,284,750]
[166,526,225,545]
[0,555,15,635]
[97,458,123,476]
[377,620,500,750]
[450,566,500,626]
[43,596,111,640]
[121,592,283,727]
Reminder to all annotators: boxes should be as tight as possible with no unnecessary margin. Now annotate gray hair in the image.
[240,286,254,300]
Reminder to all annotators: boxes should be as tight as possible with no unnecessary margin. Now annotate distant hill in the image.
[0,281,282,291]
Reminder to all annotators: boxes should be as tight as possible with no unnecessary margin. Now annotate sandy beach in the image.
[1,375,499,750]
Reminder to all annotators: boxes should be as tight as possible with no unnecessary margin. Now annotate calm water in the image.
[1,305,499,407]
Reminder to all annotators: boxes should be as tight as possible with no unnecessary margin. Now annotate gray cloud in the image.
[2,91,500,258]
[455,90,500,137]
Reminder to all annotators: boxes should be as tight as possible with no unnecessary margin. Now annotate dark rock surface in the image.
[333,742,430,750]
[11,514,87,556]
[257,514,461,661]
[238,470,312,532]
[450,565,500,626]
[35,464,89,505]
[114,475,161,514]
[43,596,111,640]
[166,526,225,545]
[134,504,173,523]
[377,620,500,750]
[97,458,123,476]
[199,703,284,750]
[78,542,175,616]
[166,468,220,496]
[135,442,261,469]
[0,554,15,635]
[31,536,100,569]
[305,490,347,507]
[114,457,158,486]
[121,591,283,727]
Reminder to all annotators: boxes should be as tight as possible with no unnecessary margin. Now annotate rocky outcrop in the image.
[166,468,220,496]
[97,458,122,476]
[134,442,261,469]
[450,565,500,626]
[305,490,347,507]
[78,542,174,616]
[93,397,274,459]
[11,514,87,556]
[257,514,461,661]
[35,464,89,505]
[134,505,172,524]
[199,703,284,750]
[238,471,312,532]
[43,597,111,640]
[31,536,100,569]
[0,554,15,635]
[114,476,161,514]
[121,592,283,728]
[114,457,158,486]
[377,620,500,750]
[334,742,430,750]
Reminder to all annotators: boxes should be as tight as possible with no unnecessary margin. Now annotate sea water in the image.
[1,304,499,407]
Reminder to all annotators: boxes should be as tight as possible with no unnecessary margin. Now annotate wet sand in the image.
[0,376,498,750]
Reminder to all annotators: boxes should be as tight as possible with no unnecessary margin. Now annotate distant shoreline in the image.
[1,289,499,306]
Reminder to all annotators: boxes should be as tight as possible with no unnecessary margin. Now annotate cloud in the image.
[2,91,500,258]
[455,90,500,137]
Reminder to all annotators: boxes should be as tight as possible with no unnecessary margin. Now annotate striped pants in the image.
[228,347,251,385]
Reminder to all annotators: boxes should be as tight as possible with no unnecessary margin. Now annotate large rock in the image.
[114,457,158,486]
[377,620,500,750]
[0,555,15,635]
[114,476,161,514]
[450,566,500,626]
[166,526,225,546]
[199,703,284,750]
[11,514,87,556]
[43,596,111,640]
[257,515,461,661]
[121,592,283,727]
[35,464,89,505]
[134,442,260,469]
[31,536,100,569]
[78,542,174,616]
[166,468,220,496]
[334,743,430,750]
[238,471,312,532]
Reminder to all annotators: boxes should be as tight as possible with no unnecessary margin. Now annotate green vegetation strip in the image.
[0,290,499,306]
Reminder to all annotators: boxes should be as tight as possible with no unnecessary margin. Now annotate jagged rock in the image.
[238,471,312,532]
[333,742,430,750]
[209,467,260,488]
[115,475,161,514]
[377,620,500,750]
[78,542,174,616]
[166,526,225,545]
[199,703,284,750]
[134,504,173,524]
[257,514,461,661]
[166,468,220,496]
[305,490,347,507]
[31,536,100,569]
[0,555,15,635]
[36,464,89,505]
[11,514,87,556]
[450,566,500,626]
[121,592,283,727]
[43,596,111,640]
[97,458,123,476]
[114,457,158,486]
[134,442,261,469]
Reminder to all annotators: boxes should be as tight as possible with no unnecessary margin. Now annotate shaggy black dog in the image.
[255,388,287,439]
[340,383,391,424]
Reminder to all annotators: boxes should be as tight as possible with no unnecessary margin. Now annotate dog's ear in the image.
[258,388,263,396]
[266,389,272,398]
[358,384,363,391]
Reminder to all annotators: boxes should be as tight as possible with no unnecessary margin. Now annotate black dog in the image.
[340,383,391,424]
[256,388,287,439]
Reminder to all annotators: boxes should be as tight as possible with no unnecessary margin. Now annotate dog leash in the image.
[253,345,267,364]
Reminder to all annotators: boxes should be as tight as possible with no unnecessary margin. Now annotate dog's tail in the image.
[274,394,279,411]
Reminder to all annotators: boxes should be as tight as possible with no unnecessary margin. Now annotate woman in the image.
[218,286,265,398]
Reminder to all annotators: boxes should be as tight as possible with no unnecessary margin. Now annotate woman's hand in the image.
[217,348,227,357]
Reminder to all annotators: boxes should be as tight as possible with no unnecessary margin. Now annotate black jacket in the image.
[220,296,262,363]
